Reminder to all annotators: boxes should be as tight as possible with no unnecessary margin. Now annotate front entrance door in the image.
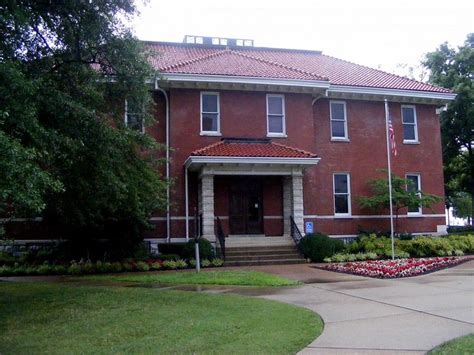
[229,177,263,235]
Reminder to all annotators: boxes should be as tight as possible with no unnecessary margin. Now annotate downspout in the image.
[155,79,171,242]
[185,165,189,241]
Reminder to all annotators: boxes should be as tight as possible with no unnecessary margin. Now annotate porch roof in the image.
[185,138,320,170]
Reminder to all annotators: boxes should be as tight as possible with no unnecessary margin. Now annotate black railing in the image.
[216,216,226,260]
[290,216,303,245]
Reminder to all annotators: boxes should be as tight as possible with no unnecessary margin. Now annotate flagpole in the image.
[384,99,395,260]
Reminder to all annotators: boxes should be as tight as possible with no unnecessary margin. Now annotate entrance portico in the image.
[184,138,320,241]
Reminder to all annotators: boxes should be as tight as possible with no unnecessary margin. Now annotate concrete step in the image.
[226,248,299,256]
[225,259,306,266]
[226,245,299,253]
[225,253,301,261]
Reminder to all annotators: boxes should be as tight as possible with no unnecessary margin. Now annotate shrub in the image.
[136,261,149,272]
[68,263,82,275]
[159,254,180,261]
[188,259,196,267]
[175,259,188,269]
[323,257,332,263]
[299,233,341,262]
[150,262,162,271]
[454,249,464,256]
[122,262,133,272]
[201,259,211,267]
[182,239,215,261]
[82,262,96,274]
[110,262,123,273]
[0,265,12,276]
[158,243,186,257]
[162,260,177,270]
[52,265,67,275]
[211,258,224,267]
[0,252,16,266]
[331,253,348,262]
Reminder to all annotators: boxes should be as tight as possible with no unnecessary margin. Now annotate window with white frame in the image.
[406,174,422,214]
[266,94,286,136]
[200,92,220,134]
[333,173,351,215]
[125,98,144,132]
[402,105,418,142]
[330,101,348,140]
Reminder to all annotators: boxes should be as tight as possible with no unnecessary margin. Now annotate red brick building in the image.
[139,36,455,245]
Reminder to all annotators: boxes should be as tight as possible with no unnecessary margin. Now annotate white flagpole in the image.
[384,99,396,260]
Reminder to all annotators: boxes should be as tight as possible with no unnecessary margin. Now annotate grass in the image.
[428,334,474,354]
[82,270,301,286]
[0,282,322,354]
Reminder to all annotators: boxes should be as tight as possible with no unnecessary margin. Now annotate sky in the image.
[131,0,473,78]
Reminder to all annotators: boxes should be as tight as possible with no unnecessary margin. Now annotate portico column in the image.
[200,172,215,241]
[291,173,304,234]
[283,176,292,236]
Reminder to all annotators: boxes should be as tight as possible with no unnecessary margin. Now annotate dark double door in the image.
[229,177,263,235]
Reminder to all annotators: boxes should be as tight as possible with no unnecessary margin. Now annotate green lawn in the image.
[82,270,301,286]
[0,282,322,354]
[428,334,474,354]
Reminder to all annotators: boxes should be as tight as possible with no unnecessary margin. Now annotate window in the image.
[266,94,286,136]
[333,173,351,215]
[330,101,348,140]
[200,92,220,135]
[402,105,418,142]
[125,99,144,133]
[406,174,422,215]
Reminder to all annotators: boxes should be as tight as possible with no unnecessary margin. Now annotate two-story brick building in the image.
[139,36,455,246]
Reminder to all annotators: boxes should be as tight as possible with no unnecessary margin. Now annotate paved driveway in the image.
[231,260,474,354]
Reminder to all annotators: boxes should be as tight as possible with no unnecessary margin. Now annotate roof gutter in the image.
[328,85,456,102]
[160,73,330,89]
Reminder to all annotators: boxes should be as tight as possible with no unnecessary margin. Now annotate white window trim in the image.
[330,100,348,141]
[401,105,419,143]
[333,173,352,216]
[266,94,287,137]
[124,99,145,134]
[200,91,221,136]
[406,173,422,216]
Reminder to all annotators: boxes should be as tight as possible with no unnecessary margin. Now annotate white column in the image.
[292,173,304,234]
[283,176,292,236]
[200,172,215,241]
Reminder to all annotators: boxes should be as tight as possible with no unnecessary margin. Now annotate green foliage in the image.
[182,239,215,261]
[423,34,474,223]
[357,171,442,234]
[451,192,473,220]
[0,1,167,247]
[201,259,211,268]
[299,233,343,262]
[211,258,225,267]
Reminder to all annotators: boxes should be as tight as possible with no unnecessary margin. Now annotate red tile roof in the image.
[146,42,450,93]
[191,138,318,158]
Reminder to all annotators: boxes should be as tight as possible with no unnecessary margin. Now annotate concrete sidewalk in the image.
[234,261,474,354]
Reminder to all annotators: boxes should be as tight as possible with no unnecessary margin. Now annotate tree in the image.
[0,1,167,250]
[423,33,474,224]
[451,192,472,225]
[357,172,442,235]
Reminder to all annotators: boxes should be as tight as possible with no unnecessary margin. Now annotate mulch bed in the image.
[318,256,472,279]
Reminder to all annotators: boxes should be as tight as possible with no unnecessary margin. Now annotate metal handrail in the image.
[290,216,303,245]
[215,216,226,260]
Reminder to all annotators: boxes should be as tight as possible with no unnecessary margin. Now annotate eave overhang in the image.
[155,75,455,104]
[184,155,321,171]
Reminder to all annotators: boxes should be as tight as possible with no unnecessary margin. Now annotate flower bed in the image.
[320,256,470,279]
[0,257,224,277]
